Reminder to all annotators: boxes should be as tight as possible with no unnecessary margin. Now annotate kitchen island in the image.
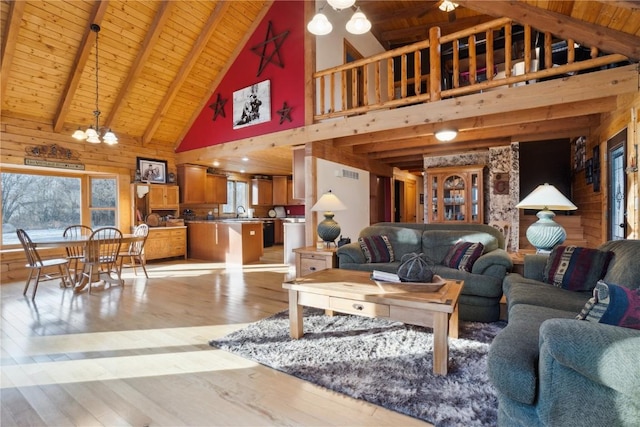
[187,220,263,264]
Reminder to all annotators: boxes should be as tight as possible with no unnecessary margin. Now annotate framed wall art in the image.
[573,136,586,171]
[233,80,271,130]
[137,157,167,184]
[585,158,593,185]
[592,145,600,192]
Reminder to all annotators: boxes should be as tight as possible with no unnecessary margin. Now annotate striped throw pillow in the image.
[576,280,640,330]
[443,241,484,272]
[358,235,394,263]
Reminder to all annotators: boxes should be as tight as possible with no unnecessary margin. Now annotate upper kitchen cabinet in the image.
[272,176,288,205]
[149,185,179,210]
[178,164,206,204]
[251,177,273,206]
[205,173,227,204]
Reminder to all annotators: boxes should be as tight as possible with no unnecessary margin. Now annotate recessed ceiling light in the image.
[212,161,220,167]
[242,156,249,162]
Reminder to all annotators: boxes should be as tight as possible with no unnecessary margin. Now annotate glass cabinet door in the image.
[430,175,438,222]
[470,172,480,222]
[443,174,465,221]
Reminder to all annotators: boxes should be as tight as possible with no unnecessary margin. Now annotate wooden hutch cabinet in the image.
[426,165,484,224]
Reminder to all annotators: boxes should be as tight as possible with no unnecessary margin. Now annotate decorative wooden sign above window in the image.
[250,21,289,77]
[24,143,84,170]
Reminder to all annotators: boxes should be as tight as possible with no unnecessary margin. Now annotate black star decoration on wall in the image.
[250,21,289,77]
[277,102,292,124]
[209,93,227,121]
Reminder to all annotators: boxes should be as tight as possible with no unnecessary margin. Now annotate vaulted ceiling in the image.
[2,1,639,175]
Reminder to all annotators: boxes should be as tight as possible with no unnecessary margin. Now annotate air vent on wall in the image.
[335,168,359,180]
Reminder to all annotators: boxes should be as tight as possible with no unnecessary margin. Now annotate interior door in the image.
[608,129,627,240]
[405,180,417,223]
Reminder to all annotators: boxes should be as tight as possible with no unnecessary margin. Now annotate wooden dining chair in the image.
[16,229,72,300]
[63,225,93,284]
[77,227,123,294]
[118,224,150,278]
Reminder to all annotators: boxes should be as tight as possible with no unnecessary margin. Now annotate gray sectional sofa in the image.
[488,239,640,426]
[336,222,512,322]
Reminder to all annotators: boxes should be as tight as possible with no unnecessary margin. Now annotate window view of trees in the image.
[223,180,248,214]
[1,172,117,245]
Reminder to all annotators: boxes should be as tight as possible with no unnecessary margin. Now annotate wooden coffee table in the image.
[282,269,463,375]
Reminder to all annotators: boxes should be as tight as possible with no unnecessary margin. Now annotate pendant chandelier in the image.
[307,0,371,36]
[72,24,118,145]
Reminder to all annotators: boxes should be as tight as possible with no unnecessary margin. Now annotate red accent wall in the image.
[177,0,305,152]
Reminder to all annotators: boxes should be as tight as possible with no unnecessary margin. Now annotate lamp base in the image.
[317,213,341,245]
[525,209,567,253]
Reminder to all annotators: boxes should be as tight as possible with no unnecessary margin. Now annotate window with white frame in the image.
[222,180,248,214]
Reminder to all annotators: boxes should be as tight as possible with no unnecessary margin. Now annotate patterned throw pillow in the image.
[443,241,484,272]
[358,235,394,263]
[543,246,613,291]
[576,280,640,330]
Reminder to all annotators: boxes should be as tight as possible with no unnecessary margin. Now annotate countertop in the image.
[184,217,305,223]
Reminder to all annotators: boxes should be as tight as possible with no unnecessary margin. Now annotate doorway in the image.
[608,129,627,240]
[394,179,417,223]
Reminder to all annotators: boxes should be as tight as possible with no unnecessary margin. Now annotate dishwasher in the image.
[262,220,275,247]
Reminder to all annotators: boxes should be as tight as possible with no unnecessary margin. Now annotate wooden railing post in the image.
[429,26,441,102]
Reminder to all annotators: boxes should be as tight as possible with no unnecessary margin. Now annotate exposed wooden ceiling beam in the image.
[381,15,495,45]
[53,0,110,133]
[334,97,618,147]
[104,1,175,130]
[143,1,232,144]
[0,0,25,101]
[366,3,438,23]
[457,0,640,60]
[359,115,596,155]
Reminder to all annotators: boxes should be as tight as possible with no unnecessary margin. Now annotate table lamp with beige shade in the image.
[516,183,577,253]
[311,190,347,247]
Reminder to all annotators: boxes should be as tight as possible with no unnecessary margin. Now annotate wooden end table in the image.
[282,269,463,376]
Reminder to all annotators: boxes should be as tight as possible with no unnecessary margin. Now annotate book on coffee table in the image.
[371,272,446,293]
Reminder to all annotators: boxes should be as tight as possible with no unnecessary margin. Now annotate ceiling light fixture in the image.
[307,1,371,36]
[438,0,459,12]
[345,7,372,35]
[72,24,118,145]
[435,129,458,142]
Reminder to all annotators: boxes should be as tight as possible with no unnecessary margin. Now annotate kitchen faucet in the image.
[236,206,246,218]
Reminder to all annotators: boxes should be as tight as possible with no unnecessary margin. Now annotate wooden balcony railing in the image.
[312,18,628,121]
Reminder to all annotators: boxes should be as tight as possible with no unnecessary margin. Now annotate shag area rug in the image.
[210,308,505,427]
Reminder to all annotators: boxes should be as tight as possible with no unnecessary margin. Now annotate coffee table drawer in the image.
[299,292,330,308]
[330,297,390,317]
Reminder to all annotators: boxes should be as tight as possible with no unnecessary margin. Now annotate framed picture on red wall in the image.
[233,80,271,130]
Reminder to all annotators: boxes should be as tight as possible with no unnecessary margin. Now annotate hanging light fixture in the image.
[307,1,371,36]
[439,0,459,12]
[346,7,371,35]
[72,23,118,145]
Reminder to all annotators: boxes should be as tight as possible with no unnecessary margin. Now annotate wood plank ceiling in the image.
[2,1,639,175]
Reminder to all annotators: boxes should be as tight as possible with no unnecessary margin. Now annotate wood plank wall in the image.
[0,116,178,282]
[573,92,640,247]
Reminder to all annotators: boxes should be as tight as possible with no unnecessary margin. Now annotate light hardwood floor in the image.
[1,246,430,426]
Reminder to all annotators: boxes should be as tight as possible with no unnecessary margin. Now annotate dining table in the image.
[30,233,145,291]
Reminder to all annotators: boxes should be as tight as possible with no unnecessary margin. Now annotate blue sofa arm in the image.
[539,319,640,397]
[336,242,365,265]
[471,248,513,279]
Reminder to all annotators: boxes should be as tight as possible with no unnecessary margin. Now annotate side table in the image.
[293,246,338,278]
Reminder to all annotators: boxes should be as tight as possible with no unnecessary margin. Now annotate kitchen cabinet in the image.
[178,164,206,204]
[145,226,187,260]
[292,147,305,200]
[187,221,263,264]
[251,178,273,206]
[205,173,227,204]
[426,165,484,224]
[287,178,304,205]
[148,185,179,210]
[272,176,288,205]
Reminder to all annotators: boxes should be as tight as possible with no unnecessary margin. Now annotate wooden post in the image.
[429,26,441,102]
